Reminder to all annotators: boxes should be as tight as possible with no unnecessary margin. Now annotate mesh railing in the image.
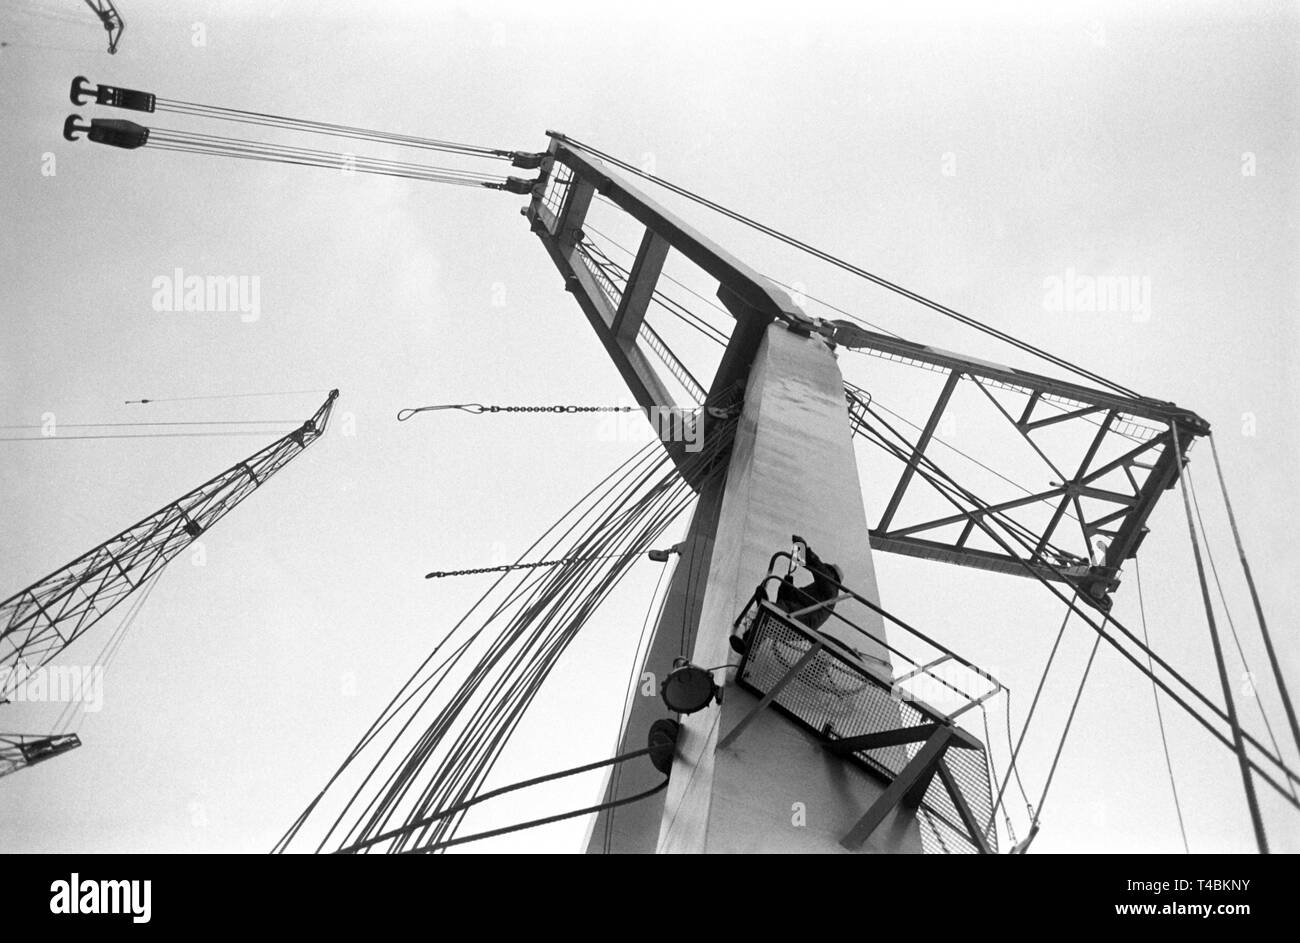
[575,241,623,311]
[639,322,707,403]
[733,593,1001,854]
[539,161,573,234]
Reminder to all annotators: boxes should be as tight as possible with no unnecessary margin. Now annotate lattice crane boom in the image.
[0,733,81,779]
[0,390,338,686]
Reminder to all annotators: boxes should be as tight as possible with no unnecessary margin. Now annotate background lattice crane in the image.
[0,390,338,778]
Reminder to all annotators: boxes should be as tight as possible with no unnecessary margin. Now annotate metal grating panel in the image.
[639,322,707,403]
[736,608,998,854]
[539,161,573,233]
[575,241,623,310]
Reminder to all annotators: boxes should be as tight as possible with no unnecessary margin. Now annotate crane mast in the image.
[524,135,1232,853]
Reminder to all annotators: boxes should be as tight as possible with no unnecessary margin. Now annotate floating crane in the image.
[0,390,338,778]
[61,76,1300,853]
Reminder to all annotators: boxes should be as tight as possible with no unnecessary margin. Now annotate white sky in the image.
[1,0,1297,853]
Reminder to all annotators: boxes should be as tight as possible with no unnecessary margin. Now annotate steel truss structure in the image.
[0,733,81,780]
[529,132,1207,613]
[1,390,338,690]
[836,326,1209,609]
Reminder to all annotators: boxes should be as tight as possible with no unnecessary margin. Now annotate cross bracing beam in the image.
[525,133,819,483]
[838,326,1208,608]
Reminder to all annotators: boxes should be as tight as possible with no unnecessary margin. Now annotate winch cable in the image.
[48,572,163,736]
[125,388,332,405]
[345,400,738,848]
[66,78,539,190]
[151,96,518,161]
[397,780,669,854]
[593,185,1157,457]
[1171,423,1269,854]
[1,415,299,443]
[857,403,1299,798]
[852,404,1300,805]
[0,429,294,442]
[1031,626,1105,836]
[585,218,1118,512]
[146,127,504,188]
[1186,464,1294,800]
[0,420,296,429]
[332,745,658,853]
[847,381,1277,795]
[68,76,527,160]
[582,221,1095,536]
[580,237,731,347]
[1207,435,1300,760]
[274,435,672,851]
[978,703,1019,845]
[424,549,661,581]
[275,393,739,853]
[604,560,672,853]
[858,406,1276,844]
[563,135,1142,399]
[348,478,697,854]
[847,388,1084,527]
[1136,558,1192,852]
[586,211,902,341]
[581,224,734,346]
[986,603,1073,839]
[349,429,733,853]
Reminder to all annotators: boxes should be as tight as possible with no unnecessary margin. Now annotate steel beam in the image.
[614,230,670,342]
[876,369,961,533]
[840,725,955,850]
[657,322,919,854]
[832,322,1209,431]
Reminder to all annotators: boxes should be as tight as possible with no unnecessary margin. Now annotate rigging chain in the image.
[398,403,637,421]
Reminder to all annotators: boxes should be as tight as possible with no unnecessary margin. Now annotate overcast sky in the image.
[1,0,1297,853]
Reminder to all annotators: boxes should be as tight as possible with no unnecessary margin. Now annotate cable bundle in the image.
[64,77,540,191]
[850,399,1300,817]
[274,396,739,853]
[145,126,504,188]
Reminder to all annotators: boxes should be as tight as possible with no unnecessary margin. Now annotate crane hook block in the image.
[63,115,150,149]
[69,76,156,113]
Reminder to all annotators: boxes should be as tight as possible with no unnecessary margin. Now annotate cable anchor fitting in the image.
[493,175,542,196]
[508,151,547,170]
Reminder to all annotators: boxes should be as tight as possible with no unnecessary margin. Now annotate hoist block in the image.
[70,76,156,113]
[62,115,150,150]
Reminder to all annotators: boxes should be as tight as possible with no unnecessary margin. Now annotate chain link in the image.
[485,405,637,414]
[400,403,639,420]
